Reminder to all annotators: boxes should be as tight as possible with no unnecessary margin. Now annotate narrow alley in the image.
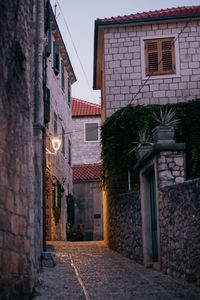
[35,241,200,300]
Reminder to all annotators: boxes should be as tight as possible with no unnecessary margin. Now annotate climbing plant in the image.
[101,100,200,188]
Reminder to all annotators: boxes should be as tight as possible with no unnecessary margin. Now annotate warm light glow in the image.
[51,137,62,152]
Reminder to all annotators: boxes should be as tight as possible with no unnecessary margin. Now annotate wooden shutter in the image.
[61,60,65,91]
[145,38,175,76]
[44,0,50,33]
[53,42,60,75]
[46,28,51,57]
[68,140,71,165]
[44,87,50,124]
[68,78,71,106]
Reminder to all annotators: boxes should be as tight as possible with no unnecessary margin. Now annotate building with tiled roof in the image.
[93,5,200,119]
[72,97,101,117]
[72,98,102,241]
[73,163,101,182]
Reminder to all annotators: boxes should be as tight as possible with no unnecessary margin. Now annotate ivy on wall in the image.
[101,100,200,188]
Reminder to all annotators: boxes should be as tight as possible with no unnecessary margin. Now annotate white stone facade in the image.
[45,11,76,241]
[72,116,101,165]
[102,20,200,118]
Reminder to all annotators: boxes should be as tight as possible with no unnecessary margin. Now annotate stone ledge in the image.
[133,142,185,170]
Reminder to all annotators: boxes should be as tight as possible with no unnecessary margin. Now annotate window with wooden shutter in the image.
[44,87,50,124]
[68,78,71,106]
[46,28,51,57]
[53,41,60,75]
[68,139,71,166]
[61,60,65,91]
[144,38,176,76]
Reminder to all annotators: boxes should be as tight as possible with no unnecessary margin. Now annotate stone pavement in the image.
[34,241,200,300]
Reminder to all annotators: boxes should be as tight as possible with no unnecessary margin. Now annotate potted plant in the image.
[129,130,153,160]
[152,107,180,143]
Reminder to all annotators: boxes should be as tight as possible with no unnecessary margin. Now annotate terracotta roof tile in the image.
[97,6,200,23]
[73,163,102,181]
[72,98,101,117]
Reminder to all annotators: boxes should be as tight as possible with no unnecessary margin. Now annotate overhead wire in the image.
[55,0,96,102]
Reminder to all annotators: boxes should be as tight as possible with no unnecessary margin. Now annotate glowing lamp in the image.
[51,137,61,152]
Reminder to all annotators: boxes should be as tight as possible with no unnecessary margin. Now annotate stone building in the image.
[71,98,103,240]
[44,6,76,241]
[93,5,200,285]
[0,0,45,297]
[93,5,200,119]
[0,0,76,297]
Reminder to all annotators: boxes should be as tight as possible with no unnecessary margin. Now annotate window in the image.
[53,41,60,75]
[68,140,71,166]
[61,60,65,91]
[68,78,71,106]
[54,112,57,136]
[46,28,51,57]
[85,123,98,141]
[62,126,65,154]
[44,87,50,124]
[144,37,176,76]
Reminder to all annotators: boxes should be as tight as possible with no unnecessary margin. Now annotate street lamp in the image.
[46,136,62,155]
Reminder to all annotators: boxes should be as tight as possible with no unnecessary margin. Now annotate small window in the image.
[44,87,50,124]
[61,60,65,91]
[54,112,57,136]
[68,140,71,166]
[62,126,65,154]
[85,123,98,141]
[46,28,51,57]
[53,42,60,75]
[144,38,176,76]
[68,78,71,106]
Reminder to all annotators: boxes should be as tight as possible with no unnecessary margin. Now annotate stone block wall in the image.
[157,150,185,188]
[104,189,143,263]
[0,0,44,298]
[159,178,200,285]
[103,20,200,117]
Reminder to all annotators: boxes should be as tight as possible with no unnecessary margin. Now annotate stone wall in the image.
[0,0,44,298]
[104,189,143,263]
[157,150,185,188]
[103,20,200,117]
[159,178,200,285]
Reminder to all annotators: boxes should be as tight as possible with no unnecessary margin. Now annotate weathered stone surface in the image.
[159,178,200,286]
[105,190,143,263]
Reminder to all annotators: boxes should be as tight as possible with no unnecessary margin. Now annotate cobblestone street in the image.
[35,241,200,300]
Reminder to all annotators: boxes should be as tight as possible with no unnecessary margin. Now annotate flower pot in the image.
[152,126,174,143]
[135,144,152,160]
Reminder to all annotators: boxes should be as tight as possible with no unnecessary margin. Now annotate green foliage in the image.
[153,107,180,127]
[101,100,200,187]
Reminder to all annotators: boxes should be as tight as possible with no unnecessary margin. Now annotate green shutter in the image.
[61,60,65,91]
[44,0,50,33]
[46,28,51,57]
[44,87,50,123]
[53,42,60,75]
[68,139,71,165]
[43,50,47,87]
[68,78,71,106]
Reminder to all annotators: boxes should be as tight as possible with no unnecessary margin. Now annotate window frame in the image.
[84,121,99,142]
[141,34,180,80]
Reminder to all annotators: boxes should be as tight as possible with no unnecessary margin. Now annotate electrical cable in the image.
[55,0,96,102]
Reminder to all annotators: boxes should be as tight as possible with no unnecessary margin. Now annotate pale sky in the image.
[50,0,200,104]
